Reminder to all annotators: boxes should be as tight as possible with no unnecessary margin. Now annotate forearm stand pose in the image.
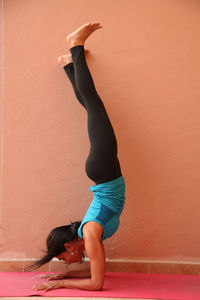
[29,22,126,292]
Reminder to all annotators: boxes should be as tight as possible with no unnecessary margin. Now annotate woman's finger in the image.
[39,273,55,279]
[32,283,47,290]
[45,286,52,292]
[32,285,40,290]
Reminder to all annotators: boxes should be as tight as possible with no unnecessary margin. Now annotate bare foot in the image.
[66,22,103,49]
[57,50,90,67]
[57,53,72,67]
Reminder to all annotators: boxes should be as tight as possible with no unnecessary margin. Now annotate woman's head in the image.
[56,237,85,264]
[25,221,84,270]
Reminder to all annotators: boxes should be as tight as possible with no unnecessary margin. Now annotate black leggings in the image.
[63,45,122,185]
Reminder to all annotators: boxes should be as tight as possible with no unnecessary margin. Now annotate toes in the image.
[85,22,103,30]
[89,22,103,30]
[88,22,101,27]
[94,23,103,28]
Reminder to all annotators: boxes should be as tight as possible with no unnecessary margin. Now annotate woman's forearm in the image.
[60,278,102,291]
[66,268,91,278]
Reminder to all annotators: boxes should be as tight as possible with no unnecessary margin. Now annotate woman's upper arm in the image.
[83,222,105,290]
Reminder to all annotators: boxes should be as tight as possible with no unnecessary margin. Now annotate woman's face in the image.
[56,241,83,264]
[56,250,82,264]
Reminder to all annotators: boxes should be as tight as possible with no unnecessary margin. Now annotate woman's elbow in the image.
[92,284,103,291]
[91,281,104,291]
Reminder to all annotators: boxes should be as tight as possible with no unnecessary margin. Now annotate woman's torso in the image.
[78,176,126,241]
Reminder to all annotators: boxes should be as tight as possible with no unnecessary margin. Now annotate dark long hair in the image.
[24,221,82,271]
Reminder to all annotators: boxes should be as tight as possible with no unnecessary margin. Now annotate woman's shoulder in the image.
[82,221,103,241]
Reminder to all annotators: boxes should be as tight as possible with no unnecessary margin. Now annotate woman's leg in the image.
[70,45,122,184]
[63,62,87,110]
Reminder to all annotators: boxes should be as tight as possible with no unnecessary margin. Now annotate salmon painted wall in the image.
[1,0,200,263]
[0,0,2,247]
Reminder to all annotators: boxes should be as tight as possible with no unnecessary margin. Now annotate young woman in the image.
[30,22,126,292]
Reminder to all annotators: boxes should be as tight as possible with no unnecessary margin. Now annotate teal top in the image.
[78,176,126,241]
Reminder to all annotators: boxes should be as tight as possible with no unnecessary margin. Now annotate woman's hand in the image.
[32,280,63,292]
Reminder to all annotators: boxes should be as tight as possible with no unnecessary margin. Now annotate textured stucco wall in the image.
[1,0,200,263]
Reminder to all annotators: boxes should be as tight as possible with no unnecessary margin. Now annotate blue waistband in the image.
[89,176,125,193]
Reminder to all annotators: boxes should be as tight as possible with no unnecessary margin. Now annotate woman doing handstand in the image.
[29,22,126,292]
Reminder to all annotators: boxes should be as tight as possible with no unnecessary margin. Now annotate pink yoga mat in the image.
[0,271,200,299]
